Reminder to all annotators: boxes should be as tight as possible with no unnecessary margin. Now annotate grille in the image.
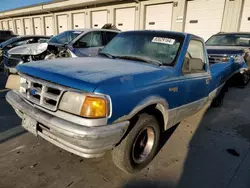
[19,74,66,111]
[208,54,230,64]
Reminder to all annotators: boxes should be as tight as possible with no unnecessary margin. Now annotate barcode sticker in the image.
[152,37,175,45]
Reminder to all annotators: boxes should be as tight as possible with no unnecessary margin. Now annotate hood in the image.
[17,57,173,92]
[8,43,48,55]
[206,46,248,55]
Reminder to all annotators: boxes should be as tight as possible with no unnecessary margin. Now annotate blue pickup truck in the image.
[5,30,247,173]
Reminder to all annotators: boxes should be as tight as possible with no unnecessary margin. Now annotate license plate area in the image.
[22,114,38,136]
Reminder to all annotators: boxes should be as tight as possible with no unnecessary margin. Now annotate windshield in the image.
[206,34,250,47]
[0,37,17,48]
[101,32,184,66]
[48,31,83,45]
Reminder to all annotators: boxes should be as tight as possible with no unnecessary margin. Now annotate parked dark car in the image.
[206,32,250,86]
[0,30,17,43]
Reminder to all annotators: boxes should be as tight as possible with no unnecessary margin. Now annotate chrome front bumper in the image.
[6,90,129,158]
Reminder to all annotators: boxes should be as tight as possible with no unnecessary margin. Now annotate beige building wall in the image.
[0,0,247,36]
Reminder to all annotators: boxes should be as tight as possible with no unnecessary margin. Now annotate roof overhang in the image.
[0,0,120,19]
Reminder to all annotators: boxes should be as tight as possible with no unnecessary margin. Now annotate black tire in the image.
[112,113,160,174]
[211,86,226,107]
[238,73,250,87]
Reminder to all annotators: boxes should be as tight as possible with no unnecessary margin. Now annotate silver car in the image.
[4,25,120,74]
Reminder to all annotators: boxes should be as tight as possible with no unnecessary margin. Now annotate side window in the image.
[182,40,206,74]
[76,31,103,48]
[104,32,118,45]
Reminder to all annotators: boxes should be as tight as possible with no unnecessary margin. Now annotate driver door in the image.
[175,39,211,123]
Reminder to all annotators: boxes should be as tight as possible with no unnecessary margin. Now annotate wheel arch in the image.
[114,96,169,131]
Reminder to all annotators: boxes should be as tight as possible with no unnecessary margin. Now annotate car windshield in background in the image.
[101,32,184,66]
[206,34,250,47]
[49,31,83,45]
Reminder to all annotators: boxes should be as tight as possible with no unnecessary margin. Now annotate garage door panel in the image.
[2,21,8,30]
[240,0,250,31]
[57,14,68,33]
[44,16,53,36]
[185,0,225,40]
[8,20,13,32]
[145,3,173,30]
[91,11,108,28]
[115,7,135,31]
[15,19,23,35]
[24,18,31,35]
[33,17,42,35]
[73,13,85,29]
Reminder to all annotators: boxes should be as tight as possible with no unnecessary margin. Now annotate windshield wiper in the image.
[116,55,163,66]
[99,52,116,59]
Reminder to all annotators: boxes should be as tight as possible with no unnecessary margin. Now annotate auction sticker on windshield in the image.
[152,37,175,45]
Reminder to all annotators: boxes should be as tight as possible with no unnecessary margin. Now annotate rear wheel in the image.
[237,73,250,87]
[112,113,160,174]
[241,73,250,86]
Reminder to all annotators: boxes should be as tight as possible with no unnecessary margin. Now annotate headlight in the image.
[59,91,110,118]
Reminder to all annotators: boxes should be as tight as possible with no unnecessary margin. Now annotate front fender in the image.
[113,96,169,130]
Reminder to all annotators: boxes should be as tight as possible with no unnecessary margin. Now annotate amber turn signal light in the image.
[80,96,108,118]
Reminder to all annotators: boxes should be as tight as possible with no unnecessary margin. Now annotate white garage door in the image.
[33,17,42,35]
[24,18,32,35]
[115,7,135,31]
[145,3,173,30]
[240,0,250,31]
[73,13,85,29]
[44,16,53,36]
[8,20,14,32]
[2,21,8,30]
[57,14,68,33]
[91,10,108,28]
[15,19,23,35]
[185,0,225,40]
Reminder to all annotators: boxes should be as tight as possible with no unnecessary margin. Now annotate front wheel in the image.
[112,113,160,174]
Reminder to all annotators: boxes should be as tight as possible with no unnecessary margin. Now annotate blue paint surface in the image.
[17,57,163,92]
[17,31,245,124]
